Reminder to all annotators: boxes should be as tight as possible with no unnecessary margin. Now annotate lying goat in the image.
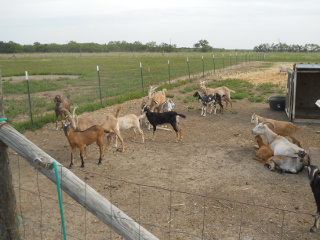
[199,81,235,110]
[193,91,223,116]
[308,165,320,232]
[63,107,125,152]
[253,135,274,163]
[252,122,310,173]
[62,122,111,168]
[113,106,145,148]
[141,102,186,142]
[251,113,306,147]
[54,94,70,130]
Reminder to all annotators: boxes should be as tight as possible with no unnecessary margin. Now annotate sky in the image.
[2,0,320,50]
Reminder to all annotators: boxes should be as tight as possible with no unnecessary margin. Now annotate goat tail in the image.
[297,125,307,131]
[115,106,121,118]
[177,114,186,119]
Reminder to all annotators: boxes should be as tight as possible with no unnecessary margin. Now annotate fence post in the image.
[167,60,171,84]
[212,55,215,73]
[25,71,33,126]
[201,56,204,78]
[97,66,102,105]
[140,62,144,91]
[0,69,21,240]
[186,57,191,81]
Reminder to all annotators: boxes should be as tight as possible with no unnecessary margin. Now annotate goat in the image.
[253,135,274,163]
[141,102,186,142]
[308,165,320,232]
[278,65,292,74]
[63,106,126,152]
[62,122,111,168]
[161,99,175,112]
[199,81,235,110]
[113,106,145,148]
[251,113,306,147]
[193,91,223,116]
[54,95,71,130]
[252,122,310,173]
[148,86,167,113]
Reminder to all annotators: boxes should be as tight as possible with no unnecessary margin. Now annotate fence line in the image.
[9,152,316,240]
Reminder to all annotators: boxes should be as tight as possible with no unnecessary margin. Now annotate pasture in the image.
[5,60,320,239]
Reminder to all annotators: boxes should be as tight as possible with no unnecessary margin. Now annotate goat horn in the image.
[72,107,78,117]
[262,121,275,127]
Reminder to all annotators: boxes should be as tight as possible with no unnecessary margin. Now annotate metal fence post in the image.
[140,62,144,91]
[97,66,102,105]
[187,57,191,81]
[25,71,33,126]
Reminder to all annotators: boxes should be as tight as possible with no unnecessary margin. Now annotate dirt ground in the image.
[8,62,320,240]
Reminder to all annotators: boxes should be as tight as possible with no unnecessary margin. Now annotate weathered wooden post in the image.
[0,68,21,239]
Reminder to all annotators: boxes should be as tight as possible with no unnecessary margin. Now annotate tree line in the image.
[253,42,320,52]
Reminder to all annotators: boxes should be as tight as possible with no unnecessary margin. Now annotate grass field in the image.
[0,51,319,132]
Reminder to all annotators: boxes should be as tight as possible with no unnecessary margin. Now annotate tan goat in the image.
[199,81,235,109]
[251,113,306,147]
[63,106,126,152]
[253,135,274,163]
[148,86,167,113]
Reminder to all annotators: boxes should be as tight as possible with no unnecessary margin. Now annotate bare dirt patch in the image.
[9,62,320,240]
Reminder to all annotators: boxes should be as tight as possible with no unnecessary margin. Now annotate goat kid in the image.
[199,81,235,110]
[161,99,175,112]
[62,122,111,168]
[252,122,310,173]
[54,94,71,130]
[253,135,274,163]
[193,91,223,116]
[251,113,306,147]
[141,103,186,142]
[308,165,320,232]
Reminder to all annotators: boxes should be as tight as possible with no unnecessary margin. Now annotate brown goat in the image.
[199,81,235,109]
[62,122,112,168]
[54,95,71,130]
[253,135,274,163]
[148,86,167,113]
[63,106,126,152]
[251,113,306,147]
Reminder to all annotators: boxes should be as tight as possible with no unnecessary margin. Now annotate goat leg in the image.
[80,152,85,168]
[310,213,319,232]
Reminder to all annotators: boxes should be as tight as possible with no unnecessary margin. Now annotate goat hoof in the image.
[310,227,317,232]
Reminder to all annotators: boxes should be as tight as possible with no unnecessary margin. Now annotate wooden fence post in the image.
[0,69,21,239]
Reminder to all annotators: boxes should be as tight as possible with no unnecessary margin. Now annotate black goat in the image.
[193,91,223,116]
[308,165,320,232]
[141,103,186,142]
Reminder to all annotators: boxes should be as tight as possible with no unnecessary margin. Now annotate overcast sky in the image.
[2,0,320,49]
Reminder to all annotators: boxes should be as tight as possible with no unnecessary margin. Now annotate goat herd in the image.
[54,80,320,233]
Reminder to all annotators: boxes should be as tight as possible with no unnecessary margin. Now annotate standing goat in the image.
[199,81,235,110]
[161,99,175,112]
[251,113,306,147]
[252,122,310,173]
[141,102,186,142]
[148,86,167,113]
[193,91,223,116]
[54,94,70,130]
[113,106,145,148]
[63,107,126,152]
[62,122,111,168]
[308,165,320,232]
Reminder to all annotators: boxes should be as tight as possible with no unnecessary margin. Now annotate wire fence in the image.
[8,152,318,240]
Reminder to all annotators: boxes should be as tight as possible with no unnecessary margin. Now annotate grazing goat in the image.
[308,165,320,232]
[252,122,310,173]
[193,91,223,116]
[148,86,167,113]
[63,107,126,152]
[251,113,306,147]
[113,106,145,148]
[141,102,186,142]
[62,122,111,168]
[253,135,274,163]
[199,81,235,110]
[54,95,70,130]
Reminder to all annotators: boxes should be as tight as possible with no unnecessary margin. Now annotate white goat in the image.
[161,99,175,112]
[252,122,309,173]
[113,106,145,148]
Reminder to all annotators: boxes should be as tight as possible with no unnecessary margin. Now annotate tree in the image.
[193,39,212,52]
